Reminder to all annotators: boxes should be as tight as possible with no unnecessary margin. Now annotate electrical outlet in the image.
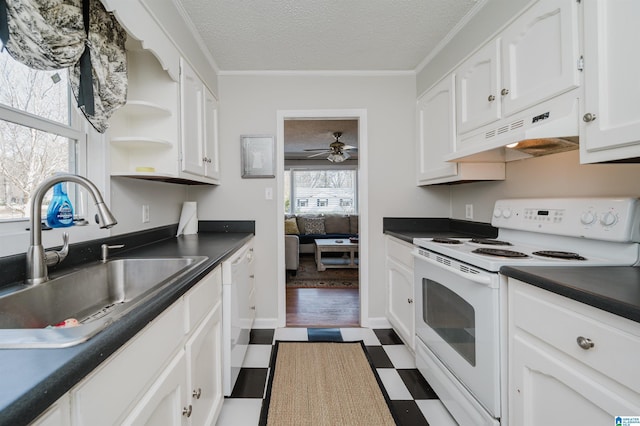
[142,205,150,223]
[465,204,474,219]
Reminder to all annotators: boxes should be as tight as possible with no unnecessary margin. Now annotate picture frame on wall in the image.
[241,135,276,178]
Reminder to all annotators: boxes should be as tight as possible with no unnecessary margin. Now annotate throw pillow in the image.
[324,214,350,234]
[284,217,300,234]
[303,217,326,235]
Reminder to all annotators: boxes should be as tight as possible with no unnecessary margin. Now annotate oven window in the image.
[423,279,476,366]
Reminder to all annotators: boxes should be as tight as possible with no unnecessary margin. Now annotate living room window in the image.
[0,43,84,223]
[284,168,357,214]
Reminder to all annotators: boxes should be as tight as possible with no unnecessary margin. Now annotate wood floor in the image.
[286,287,360,327]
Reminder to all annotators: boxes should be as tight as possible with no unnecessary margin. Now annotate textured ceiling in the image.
[176,0,480,71]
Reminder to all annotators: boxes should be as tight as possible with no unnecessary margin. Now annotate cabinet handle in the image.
[583,113,597,122]
[182,404,193,417]
[576,336,595,350]
[501,88,509,96]
[250,305,256,310]
[487,94,495,102]
[407,298,413,304]
[192,388,202,399]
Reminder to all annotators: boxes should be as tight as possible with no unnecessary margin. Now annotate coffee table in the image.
[314,239,359,271]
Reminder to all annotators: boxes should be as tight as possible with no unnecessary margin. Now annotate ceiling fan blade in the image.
[304,148,330,151]
[307,151,330,158]
[342,145,358,150]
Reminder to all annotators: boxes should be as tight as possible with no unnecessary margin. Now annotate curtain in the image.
[1,0,127,133]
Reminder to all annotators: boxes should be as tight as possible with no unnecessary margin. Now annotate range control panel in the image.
[492,198,640,242]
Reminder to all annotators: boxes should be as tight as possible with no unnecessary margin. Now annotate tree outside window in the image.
[0,45,77,220]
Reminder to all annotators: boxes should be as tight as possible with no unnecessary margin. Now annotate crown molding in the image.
[218,69,416,77]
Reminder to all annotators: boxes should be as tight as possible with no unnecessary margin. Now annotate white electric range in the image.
[412,198,640,426]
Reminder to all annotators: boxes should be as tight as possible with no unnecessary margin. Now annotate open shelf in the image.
[110,137,173,148]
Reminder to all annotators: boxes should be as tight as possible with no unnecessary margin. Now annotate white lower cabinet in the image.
[508,279,640,425]
[385,236,415,350]
[40,266,223,426]
[123,351,189,425]
[30,395,71,426]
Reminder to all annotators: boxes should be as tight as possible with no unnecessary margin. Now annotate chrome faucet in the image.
[26,174,118,285]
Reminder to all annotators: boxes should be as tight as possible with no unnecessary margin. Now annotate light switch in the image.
[265,187,273,200]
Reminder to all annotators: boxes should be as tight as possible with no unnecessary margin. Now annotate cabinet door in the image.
[186,306,224,426]
[386,256,415,350]
[456,40,501,134]
[581,0,640,162]
[510,332,640,425]
[180,59,206,177]
[500,0,579,116]
[416,75,458,184]
[30,395,70,426]
[203,88,220,181]
[123,352,189,426]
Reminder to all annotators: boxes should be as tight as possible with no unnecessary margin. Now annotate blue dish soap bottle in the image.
[46,182,74,228]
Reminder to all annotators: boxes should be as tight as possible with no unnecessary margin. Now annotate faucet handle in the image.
[101,243,125,262]
[45,232,70,267]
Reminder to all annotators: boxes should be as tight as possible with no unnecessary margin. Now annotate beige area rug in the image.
[260,342,396,426]
[287,255,359,288]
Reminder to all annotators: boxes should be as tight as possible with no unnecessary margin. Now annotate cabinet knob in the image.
[407,298,413,304]
[583,113,597,122]
[487,94,495,102]
[576,336,595,350]
[182,404,193,417]
[192,388,202,399]
[250,305,256,310]
[501,88,509,96]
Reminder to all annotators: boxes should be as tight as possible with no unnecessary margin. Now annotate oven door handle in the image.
[413,252,495,287]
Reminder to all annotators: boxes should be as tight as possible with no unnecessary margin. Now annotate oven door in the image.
[413,248,501,417]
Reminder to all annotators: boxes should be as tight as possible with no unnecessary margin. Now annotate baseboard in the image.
[365,316,392,329]
[253,318,280,329]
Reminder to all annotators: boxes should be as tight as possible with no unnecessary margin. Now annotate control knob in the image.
[600,211,618,227]
[493,208,502,218]
[502,209,512,219]
[580,211,596,225]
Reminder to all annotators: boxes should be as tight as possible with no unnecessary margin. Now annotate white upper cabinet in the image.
[455,0,580,137]
[580,0,640,163]
[418,75,458,183]
[456,40,501,135]
[500,0,580,117]
[180,59,220,184]
[417,74,504,185]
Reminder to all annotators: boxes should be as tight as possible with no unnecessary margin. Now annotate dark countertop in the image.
[0,231,253,426]
[501,266,640,323]
[383,217,498,244]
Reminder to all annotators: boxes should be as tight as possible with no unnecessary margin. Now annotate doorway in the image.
[276,109,369,328]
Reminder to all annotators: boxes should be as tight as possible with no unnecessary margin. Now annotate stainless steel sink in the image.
[0,256,207,348]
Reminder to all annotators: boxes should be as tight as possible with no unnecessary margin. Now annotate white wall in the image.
[449,150,640,222]
[189,74,451,324]
[110,177,188,235]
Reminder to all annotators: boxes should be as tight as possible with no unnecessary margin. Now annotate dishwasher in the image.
[222,238,255,396]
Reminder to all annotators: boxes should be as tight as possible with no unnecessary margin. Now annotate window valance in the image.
[1,0,127,133]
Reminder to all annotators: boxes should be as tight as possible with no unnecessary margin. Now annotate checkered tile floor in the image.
[216,327,458,425]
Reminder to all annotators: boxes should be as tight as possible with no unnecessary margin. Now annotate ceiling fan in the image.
[304,132,357,162]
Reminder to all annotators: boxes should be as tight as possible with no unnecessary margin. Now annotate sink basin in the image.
[0,256,208,348]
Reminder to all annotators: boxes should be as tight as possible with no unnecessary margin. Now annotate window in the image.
[285,169,357,214]
[0,44,83,222]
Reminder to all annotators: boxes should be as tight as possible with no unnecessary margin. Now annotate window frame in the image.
[285,166,358,215]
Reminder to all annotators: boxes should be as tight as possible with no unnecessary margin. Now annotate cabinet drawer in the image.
[386,236,414,268]
[186,266,222,331]
[71,299,186,425]
[510,280,640,394]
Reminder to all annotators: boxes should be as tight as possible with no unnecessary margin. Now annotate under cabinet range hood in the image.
[445,91,580,162]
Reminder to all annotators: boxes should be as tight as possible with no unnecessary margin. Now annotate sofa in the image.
[285,214,358,272]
